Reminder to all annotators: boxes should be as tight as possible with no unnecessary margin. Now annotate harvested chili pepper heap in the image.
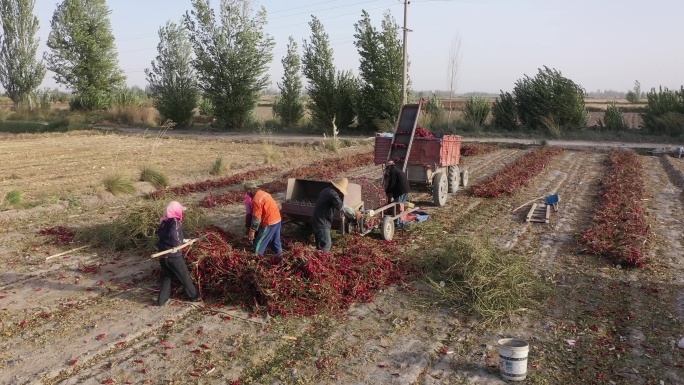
[184,226,414,317]
[414,127,435,138]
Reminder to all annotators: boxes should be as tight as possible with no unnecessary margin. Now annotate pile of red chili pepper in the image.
[414,127,436,138]
[201,152,375,207]
[185,226,414,316]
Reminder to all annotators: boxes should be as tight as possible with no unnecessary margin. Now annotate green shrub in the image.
[514,66,587,130]
[198,95,214,116]
[139,166,168,189]
[209,157,225,176]
[273,95,304,127]
[462,96,490,129]
[110,89,144,109]
[626,80,641,103]
[492,91,518,130]
[598,102,627,131]
[70,91,111,111]
[4,190,23,207]
[39,90,53,111]
[642,86,684,136]
[103,174,137,195]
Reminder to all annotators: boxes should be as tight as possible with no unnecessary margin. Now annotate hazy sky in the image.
[19,0,684,94]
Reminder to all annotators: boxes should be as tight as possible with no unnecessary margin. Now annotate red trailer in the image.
[374,102,468,206]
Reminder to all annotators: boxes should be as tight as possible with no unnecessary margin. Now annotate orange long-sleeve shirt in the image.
[250,190,281,230]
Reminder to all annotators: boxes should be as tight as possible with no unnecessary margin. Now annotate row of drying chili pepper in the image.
[577,150,648,267]
[200,152,375,207]
[146,167,278,200]
[471,146,565,198]
[461,144,498,157]
[184,226,414,317]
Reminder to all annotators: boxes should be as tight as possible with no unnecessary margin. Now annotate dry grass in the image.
[75,199,208,252]
[139,166,169,189]
[108,106,158,127]
[262,143,282,165]
[103,174,137,196]
[417,237,548,325]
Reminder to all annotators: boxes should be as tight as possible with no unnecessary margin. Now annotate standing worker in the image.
[311,177,360,253]
[245,182,283,259]
[156,201,201,306]
[384,160,410,204]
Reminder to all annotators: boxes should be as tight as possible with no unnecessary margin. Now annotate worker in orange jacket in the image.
[245,181,283,258]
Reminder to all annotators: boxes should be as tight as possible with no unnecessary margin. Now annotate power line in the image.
[269,0,388,20]
[117,2,399,55]
[116,0,398,41]
[268,0,338,14]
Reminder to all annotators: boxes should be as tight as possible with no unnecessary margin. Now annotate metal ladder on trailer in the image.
[386,102,423,173]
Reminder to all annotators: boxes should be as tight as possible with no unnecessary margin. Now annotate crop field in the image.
[1,130,683,384]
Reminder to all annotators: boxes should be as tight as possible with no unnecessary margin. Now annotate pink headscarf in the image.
[244,193,253,215]
[160,201,186,223]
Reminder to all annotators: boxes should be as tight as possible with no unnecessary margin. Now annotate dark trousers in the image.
[254,221,283,256]
[157,256,199,306]
[312,225,332,253]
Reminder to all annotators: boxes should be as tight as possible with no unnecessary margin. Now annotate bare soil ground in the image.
[1,131,683,384]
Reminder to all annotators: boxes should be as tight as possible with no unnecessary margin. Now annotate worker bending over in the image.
[384,160,410,204]
[311,177,360,253]
[245,182,283,259]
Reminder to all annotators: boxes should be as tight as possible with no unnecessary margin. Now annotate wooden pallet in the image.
[526,203,550,223]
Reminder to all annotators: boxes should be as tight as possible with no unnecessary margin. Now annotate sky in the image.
[14,0,684,94]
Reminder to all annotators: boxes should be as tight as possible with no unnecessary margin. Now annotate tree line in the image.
[0,0,407,132]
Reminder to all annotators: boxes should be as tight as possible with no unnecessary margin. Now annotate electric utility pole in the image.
[401,0,410,105]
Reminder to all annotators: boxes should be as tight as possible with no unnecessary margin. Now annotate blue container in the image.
[544,194,559,205]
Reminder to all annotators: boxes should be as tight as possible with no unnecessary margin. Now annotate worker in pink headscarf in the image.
[156,201,201,306]
[244,183,254,236]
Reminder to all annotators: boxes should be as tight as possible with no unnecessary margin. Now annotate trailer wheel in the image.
[432,172,448,206]
[460,169,469,187]
[381,216,395,241]
[448,165,460,193]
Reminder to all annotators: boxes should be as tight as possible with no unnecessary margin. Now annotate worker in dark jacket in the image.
[384,160,410,203]
[156,201,201,306]
[311,177,359,252]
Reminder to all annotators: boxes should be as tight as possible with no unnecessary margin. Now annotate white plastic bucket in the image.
[498,338,529,381]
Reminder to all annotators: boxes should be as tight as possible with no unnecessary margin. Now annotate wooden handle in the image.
[151,239,197,259]
[511,196,545,214]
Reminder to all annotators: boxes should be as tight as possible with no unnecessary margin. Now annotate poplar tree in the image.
[184,0,274,129]
[45,0,125,110]
[145,20,198,127]
[0,0,46,110]
[302,16,357,131]
[273,36,304,127]
[354,10,405,131]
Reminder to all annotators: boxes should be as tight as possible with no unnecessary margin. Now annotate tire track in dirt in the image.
[517,151,605,267]
[643,155,684,321]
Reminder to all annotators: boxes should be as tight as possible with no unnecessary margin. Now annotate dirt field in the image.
[1,131,684,384]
